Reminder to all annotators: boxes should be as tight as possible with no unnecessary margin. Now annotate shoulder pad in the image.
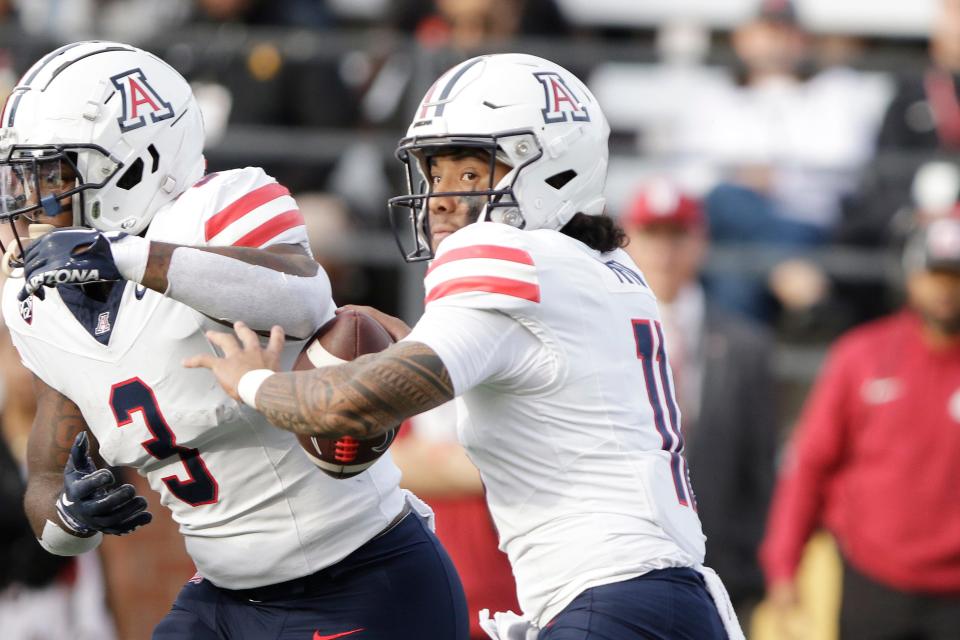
[198,168,305,248]
[423,222,540,312]
[152,167,306,249]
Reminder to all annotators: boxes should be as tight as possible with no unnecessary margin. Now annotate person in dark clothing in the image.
[621,181,778,623]
[877,0,960,151]
[0,431,72,592]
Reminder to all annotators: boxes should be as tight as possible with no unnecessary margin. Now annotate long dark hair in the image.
[560,213,627,253]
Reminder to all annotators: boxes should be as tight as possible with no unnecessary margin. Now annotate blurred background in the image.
[3,0,960,638]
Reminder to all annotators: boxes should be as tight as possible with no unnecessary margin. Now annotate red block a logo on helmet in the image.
[110,68,175,133]
[533,71,590,124]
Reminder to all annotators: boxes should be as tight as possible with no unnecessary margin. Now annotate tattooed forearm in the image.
[29,377,86,470]
[256,341,454,438]
[24,376,88,535]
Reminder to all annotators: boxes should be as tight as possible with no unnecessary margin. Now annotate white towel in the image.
[401,489,436,531]
[478,608,539,640]
[480,567,743,640]
[695,565,746,640]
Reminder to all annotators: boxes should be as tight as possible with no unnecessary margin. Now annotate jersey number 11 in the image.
[632,319,696,510]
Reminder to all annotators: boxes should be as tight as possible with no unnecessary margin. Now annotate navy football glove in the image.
[19,228,123,301]
[56,432,152,537]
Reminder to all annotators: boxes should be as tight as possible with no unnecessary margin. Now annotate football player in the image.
[189,54,744,639]
[0,42,468,639]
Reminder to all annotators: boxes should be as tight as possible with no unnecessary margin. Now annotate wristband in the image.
[109,234,150,283]
[38,518,103,556]
[237,369,274,408]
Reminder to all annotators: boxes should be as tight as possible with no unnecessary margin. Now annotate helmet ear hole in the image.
[116,157,144,191]
[545,169,577,190]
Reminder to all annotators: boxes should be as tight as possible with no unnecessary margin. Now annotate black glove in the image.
[56,432,152,536]
[19,228,123,301]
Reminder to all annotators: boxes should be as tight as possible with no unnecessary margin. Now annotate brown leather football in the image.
[292,310,398,479]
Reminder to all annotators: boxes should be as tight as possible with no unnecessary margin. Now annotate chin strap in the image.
[487,206,524,228]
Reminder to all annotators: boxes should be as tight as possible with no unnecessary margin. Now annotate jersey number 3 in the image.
[110,378,219,506]
[632,319,696,510]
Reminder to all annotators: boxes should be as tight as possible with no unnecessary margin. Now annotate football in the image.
[292,310,399,479]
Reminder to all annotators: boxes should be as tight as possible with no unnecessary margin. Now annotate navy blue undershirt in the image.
[57,280,127,345]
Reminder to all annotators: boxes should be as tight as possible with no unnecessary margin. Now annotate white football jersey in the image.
[406,221,706,627]
[2,168,405,589]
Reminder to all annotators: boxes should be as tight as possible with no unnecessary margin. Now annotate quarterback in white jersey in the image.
[0,42,468,639]
[193,54,743,639]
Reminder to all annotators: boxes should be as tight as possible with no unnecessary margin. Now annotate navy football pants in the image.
[152,513,469,640]
[539,568,727,640]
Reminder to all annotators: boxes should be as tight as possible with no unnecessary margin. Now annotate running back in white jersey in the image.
[2,168,405,589]
[406,221,706,627]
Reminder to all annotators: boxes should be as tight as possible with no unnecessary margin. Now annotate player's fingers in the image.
[69,468,116,499]
[84,484,137,516]
[266,325,285,358]
[22,234,52,261]
[99,493,148,523]
[69,431,88,464]
[183,353,217,369]
[233,321,260,352]
[205,330,241,356]
[338,304,383,320]
[336,304,370,315]
[21,250,47,273]
[68,432,97,475]
[19,276,41,301]
[107,509,153,535]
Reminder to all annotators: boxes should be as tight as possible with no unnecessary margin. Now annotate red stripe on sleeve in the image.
[231,210,305,248]
[204,182,291,241]
[427,245,535,275]
[425,276,540,304]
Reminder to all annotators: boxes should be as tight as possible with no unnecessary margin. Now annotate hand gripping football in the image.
[292,310,398,479]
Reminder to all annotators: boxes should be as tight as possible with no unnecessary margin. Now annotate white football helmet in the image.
[0,41,204,239]
[388,53,610,261]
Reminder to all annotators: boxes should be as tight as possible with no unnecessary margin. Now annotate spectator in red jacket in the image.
[759,216,960,639]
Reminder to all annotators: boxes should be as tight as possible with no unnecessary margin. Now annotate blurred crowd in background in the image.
[2,0,960,639]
